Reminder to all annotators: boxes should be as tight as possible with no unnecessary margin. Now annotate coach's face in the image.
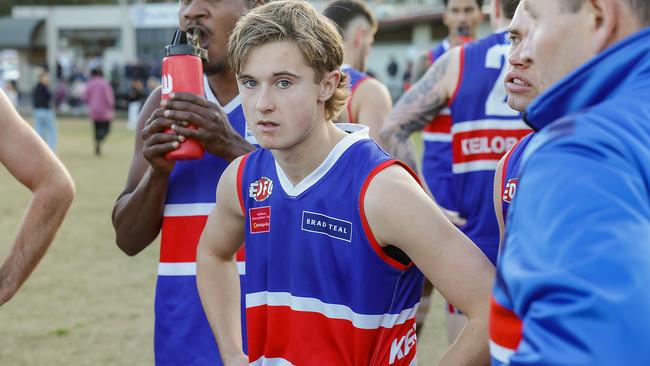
[504,2,540,112]
[523,0,599,93]
[179,0,251,75]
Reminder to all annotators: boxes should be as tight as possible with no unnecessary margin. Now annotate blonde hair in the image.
[228,0,349,121]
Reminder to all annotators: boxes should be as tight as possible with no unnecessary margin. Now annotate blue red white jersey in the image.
[489,133,533,366]
[155,77,253,365]
[499,132,534,226]
[342,65,371,124]
[444,31,530,264]
[421,38,456,213]
[238,125,424,365]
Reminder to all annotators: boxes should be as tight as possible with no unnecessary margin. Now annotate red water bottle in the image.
[161,29,208,160]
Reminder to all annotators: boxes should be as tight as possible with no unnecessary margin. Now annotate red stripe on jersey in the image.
[489,297,523,350]
[236,247,246,261]
[348,76,370,124]
[448,46,465,107]
[237,153,251,216]
[246,305,417,365]
[452,129,531,164]
[500,138,523,202]
[359,159,421,271]
[160,215,207,262]
[423,115,452,133]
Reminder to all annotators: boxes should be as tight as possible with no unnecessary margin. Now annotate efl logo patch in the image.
[249,177,273,202]
[249,206,271,234]
[503,178,519,203]
[301,211,352,242]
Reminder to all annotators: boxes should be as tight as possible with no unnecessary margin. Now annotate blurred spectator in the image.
[54,79,67,110]
[84,68,114,156]
[3,81,18,107]
[32,70,57,152]
[69,77,86,116]
[126,79,145,130]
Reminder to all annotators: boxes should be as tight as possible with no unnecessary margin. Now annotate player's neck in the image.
[343,49,362,71]
[205,70,239,106]
[272,120,347,186]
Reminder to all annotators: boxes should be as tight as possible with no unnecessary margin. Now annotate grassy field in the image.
[0,118,448,365]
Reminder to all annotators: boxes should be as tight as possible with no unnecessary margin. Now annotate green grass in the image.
[0,118,447,364]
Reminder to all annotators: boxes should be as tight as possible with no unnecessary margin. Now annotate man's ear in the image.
[318,70,341,103]
[587,0,618,53]
[250,0,266,8]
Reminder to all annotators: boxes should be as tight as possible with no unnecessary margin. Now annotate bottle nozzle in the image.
[165,28,209,62]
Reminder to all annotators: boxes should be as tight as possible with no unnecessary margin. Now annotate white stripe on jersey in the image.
[245,291,418,330]
[490,339,515,364]
[451,119,529,134]
[163,203,214,217]
[249,356,295,366]
[158,261,246,276]
[422,132,452,142]
[452,160,499,173]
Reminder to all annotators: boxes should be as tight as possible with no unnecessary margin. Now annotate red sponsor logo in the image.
[453,129,530,163]
[503,178,519,203]
[249,177,273,202]
[249,206,271,234]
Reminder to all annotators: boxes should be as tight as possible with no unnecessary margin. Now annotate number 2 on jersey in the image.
[485,43,519,117]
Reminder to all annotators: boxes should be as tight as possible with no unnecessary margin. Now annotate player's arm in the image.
[493,155,506,245]
[112,88,179,256]
[364,164,493,366]
[196,157,247,366]
[353,78,392,144]
[380,47,460,170]
[0,91,75,305]
[505,132,650,365]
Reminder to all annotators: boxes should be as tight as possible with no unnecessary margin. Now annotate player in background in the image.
[490,0,650,364]
[409,0,486,335]
[111,0,264,364]
[323,0,392,143]
[0,89,75,305]
[197,2,495,365]
[492,2,538,246]
[412,0,484,83]
[381,0,529,344]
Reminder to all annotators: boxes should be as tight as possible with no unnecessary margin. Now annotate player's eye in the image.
[276,80,292,89]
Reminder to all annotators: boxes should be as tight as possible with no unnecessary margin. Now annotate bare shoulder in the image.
[356,77,389,96]
[363,164,429,239]
[355,78,391,104]
[216,154,249,215]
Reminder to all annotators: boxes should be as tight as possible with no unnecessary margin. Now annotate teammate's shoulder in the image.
[223,154,250,181]
[354,76,389,97]
[367,162,418,190]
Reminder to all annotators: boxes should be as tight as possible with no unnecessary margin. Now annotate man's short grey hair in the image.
[562,0,649,25]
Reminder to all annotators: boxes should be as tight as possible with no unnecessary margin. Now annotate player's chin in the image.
[507,96,533,113]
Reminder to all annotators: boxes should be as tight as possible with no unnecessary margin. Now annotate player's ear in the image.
[587,0,617,53]
[318,69,340,103]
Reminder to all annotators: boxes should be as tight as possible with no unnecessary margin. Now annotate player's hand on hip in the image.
[161,92,242,159]
[141,108,178,174]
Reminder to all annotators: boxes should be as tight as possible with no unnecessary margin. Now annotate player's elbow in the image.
[115,234,146,257]
[43,167,75,211]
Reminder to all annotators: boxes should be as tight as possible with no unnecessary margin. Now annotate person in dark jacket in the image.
[32,70,57,152]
